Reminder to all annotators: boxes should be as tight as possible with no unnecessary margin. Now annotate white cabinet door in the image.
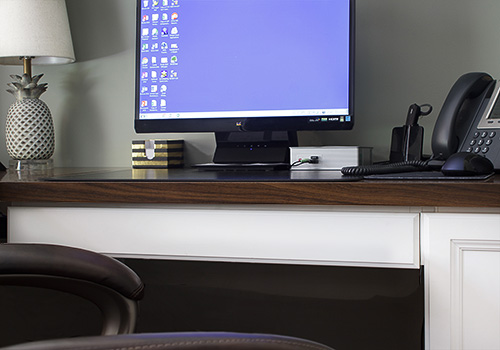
[422,213,500,350]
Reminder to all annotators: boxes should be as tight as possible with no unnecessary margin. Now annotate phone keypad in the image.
[466,130,496,154]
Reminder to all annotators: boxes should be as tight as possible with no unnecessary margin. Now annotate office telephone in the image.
[342,72,500,176]
[432,72,499,165]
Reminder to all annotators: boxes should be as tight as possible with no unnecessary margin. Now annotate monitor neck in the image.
[213,131,298,164]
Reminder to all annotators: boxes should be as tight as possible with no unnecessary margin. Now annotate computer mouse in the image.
[441,152,494,176]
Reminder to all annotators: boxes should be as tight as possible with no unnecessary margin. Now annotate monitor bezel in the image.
[134,0,355,134]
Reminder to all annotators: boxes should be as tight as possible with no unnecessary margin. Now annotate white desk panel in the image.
[8,206,420,268]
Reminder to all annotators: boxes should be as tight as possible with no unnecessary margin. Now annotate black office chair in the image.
[0,331,334,350]
[0,244,335,350]
[0,243,145,335]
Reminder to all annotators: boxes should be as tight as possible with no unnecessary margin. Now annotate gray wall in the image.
[1,0,499,167]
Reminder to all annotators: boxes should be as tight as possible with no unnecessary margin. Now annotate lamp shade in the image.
[0,0,75,65]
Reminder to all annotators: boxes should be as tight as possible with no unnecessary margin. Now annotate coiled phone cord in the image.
[341,159,431,176]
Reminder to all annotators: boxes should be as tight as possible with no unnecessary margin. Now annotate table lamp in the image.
[0,0,75,170]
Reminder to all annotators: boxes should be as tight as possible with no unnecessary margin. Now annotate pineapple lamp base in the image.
[9,159,53,172]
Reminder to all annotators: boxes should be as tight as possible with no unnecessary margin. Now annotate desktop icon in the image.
[142,15,149,22]
[152,14,159,21]
[143,1,149,7]
[153,0,159,6]
[161,71,168,78]
[142,28,149,36]
[161,28,168,36]
[151,71,158,78]
[142,57,149,64]
[170,56,178,64]
[141,100,148,107]
[171,12,178,20]
[161,42,168,50]
[171,27,179,35]
[161,85,167,92]
[152,28,159,36]
[170,43,178,49]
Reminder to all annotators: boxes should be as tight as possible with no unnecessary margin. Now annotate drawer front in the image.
[8,206,419,268]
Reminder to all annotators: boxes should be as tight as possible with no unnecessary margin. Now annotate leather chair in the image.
[0,244,334,350]
[0,243,145,335]
[0,332,334,350]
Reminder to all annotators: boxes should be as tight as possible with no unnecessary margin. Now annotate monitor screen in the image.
[135,0,354,164]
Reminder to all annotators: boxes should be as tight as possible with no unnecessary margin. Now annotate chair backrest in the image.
[0,332,335,350]
[0,243,145,335]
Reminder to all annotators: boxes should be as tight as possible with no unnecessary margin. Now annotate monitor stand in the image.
[195,131,298,171]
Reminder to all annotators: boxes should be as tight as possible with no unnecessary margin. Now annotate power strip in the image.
[290,146,372,170]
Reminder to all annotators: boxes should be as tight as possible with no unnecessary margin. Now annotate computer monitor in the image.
[135,0,354,165]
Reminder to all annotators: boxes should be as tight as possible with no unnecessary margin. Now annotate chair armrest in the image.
[0,243,144,300]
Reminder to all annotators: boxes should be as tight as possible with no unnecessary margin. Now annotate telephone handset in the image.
[449,73,500,170]
[342,72,500,176]
[431,72,495,161]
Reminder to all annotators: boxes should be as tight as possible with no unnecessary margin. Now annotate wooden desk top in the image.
[0,168,499,208]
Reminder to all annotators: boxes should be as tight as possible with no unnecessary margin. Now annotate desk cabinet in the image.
[422,213,500,350]
[2,170,500,349]
[8,206,500,349]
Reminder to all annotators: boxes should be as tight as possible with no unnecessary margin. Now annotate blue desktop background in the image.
[139,0,351,116]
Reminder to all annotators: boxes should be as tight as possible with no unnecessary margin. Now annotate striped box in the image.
[132,140,184,169]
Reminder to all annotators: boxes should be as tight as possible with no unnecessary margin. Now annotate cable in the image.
[341,159,430,176]
[291,156,319,167]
